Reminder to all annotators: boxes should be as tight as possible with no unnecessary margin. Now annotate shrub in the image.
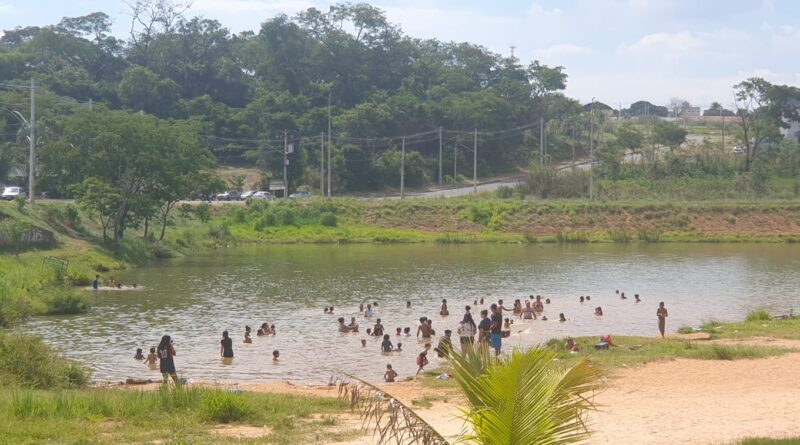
[14,195,26,212]
[495,186,513,199]
[319,212,338,227]
[150,243,173,259]
[64,205,81,227]
[201,391,252,423]
[40,289,90,315]
[637,229,662,243]
[0,333,90,388]
[676,326,695,334]
[194,204,211,223]
[66,271,92,286]
[745,309,771,322]
[207,224,231,240]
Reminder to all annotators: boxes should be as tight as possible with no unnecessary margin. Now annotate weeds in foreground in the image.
[745,309,771,322]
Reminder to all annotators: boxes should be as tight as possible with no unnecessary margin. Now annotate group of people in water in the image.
[131,289,668,385]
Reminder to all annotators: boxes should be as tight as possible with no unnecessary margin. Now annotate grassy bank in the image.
[0,386,352,445]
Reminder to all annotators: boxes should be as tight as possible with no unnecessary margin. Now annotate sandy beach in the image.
[226,342,800,444]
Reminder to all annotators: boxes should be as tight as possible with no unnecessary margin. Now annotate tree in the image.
[733,78,800,171]
[40,109,214,240]
[118,66,180,115]
[70,177,122,240]
[653,121,687,153]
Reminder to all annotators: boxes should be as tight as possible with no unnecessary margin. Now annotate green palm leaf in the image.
[448,347,601,445]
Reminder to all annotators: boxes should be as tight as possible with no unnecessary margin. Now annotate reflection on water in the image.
[23,243,800,384]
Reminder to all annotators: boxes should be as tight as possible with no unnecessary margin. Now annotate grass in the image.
[735,439,800,445]
[699,316,800,341]
[546,336,794,372]
[0,386,348,445]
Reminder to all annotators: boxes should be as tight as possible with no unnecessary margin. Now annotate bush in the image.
[676,326,695,334]
[207,224,231,240]
[66,271,92,286]
[495,185,513,199]
[64,205,81,227]
[520,165,589,198]
[201,391,252,423]
[745,309,771,322]
[0,333,90,388]
[319,212,337,227]
[14,195,26,212]
[40,289,90,315]
[193,204,211,223]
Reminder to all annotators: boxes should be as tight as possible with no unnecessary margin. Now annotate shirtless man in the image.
[657,302,668,338]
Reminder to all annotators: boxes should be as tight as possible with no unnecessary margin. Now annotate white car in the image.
[732,146,746,154]
[250,191,273,201]
[240,190,256,199]
[1,186,26,201]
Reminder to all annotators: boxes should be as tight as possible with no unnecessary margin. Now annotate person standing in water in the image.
[220,331,234,359]
[92,275,100,290]
[157,335,178,385]
[657,302,669,338]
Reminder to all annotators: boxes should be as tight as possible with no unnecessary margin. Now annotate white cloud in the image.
[618,31,706,56]
[0,3,24,14]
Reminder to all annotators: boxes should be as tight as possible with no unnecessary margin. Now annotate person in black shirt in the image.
[489,304,503,356]
[220,331,234,359]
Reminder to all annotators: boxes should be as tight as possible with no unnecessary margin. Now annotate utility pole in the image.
[400,137,405,199]
[283,130,288,199]
[720,106,725,152]
[320,132,325,195]
[571,126,576,173]
[473,129,478,194]
[453,138,457,183]
[327,91,332,197]
[589,97,595,200]
[29,77,35,204]
[438,127,443,185]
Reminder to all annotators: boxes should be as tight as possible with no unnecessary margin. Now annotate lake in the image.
[24,243,800,384]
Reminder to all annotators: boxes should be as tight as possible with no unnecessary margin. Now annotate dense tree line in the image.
[1,0,798,212]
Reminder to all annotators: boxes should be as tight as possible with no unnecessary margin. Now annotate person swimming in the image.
[522,301,536,320]
[244,326,252,343]
[565,337,579,352]
[257,323,270,336]
[272,350,280,361]
[395,342,402,352]
[559,313,567,322]
[595,306,603,316]
[364,304,374,318]
[348,317,359,332]
[545,298,551,304]
[381,334,394,353]
[620,292,627,300]
[134,348,145,360]
[440,299,449,316]
[338,317,350,333]
[396,327,402,336]
[403,327,411,336]
[579,296,585,303]
[635,294,641,303]
[324,307,330,314]
[144,347,158,367]
[585,296,591,301]
[406,301,411,309]
[361,339,367,347]
[373,319,385,336]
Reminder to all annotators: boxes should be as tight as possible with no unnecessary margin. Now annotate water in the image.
[23,243,800,384]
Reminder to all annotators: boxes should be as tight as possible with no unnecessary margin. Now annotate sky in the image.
[1,0,799,107]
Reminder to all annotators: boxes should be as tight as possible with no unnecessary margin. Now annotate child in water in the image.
[134,348,145,360]
[381,334,394,353]
[361,339,367,348]
[384,364,398,382]
[440,299,449,316]
[416,343,431,376]
[395,342,403,352]
[244,326,252,343]
[144,347,158,367]
[272,350,280,362]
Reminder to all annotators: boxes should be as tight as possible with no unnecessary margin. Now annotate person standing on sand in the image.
[657,302,669,338]
[157,335,179,385]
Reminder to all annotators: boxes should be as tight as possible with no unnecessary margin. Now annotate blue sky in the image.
[1,0,799,107]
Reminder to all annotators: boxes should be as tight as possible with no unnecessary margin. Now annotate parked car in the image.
[732,146,746,154]
[240,190,256,199]
[289,191,311,198]
[250,191,272,201]
[215,191,241,201]
[1,186,25,201]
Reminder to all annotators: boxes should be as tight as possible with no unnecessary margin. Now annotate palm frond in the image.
[447,347,601,445]
[335,373,450,445]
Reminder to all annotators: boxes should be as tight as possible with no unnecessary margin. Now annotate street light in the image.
[588,98,595,196]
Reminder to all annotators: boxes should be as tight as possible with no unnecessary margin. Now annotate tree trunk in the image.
[143,217,149,239]
[159,201,175,241]
[114,200,129,240]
